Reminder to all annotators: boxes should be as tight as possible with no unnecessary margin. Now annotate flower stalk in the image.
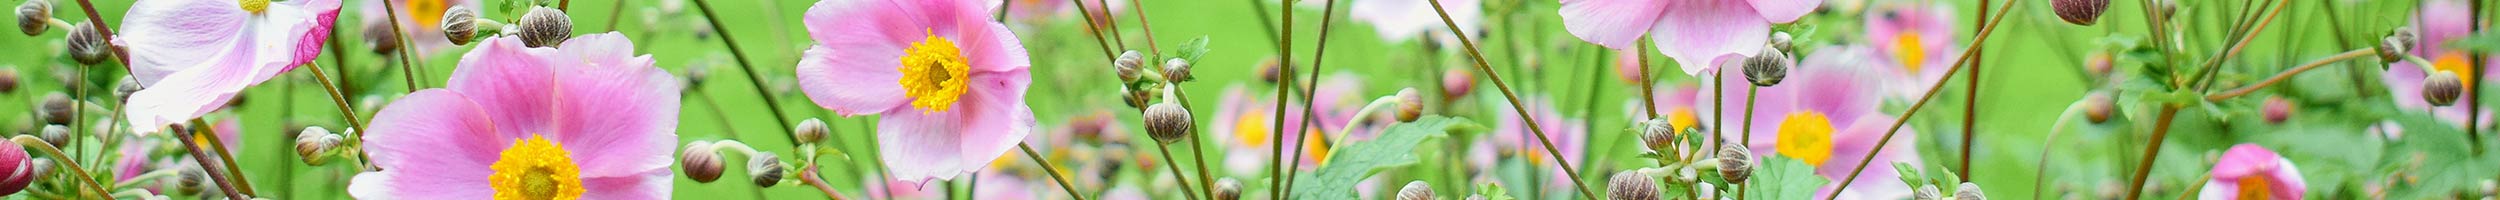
[1825,0,2020,198]
[11,136,114,200]
[189,119,256,196]
[1281,0,1343,196]
[1423,0,1598,197]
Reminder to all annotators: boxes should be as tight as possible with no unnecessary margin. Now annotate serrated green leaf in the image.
[1893,162,1924,189]
[1476,183,1516,200]
[1290,116,1468,199]
[1174,36,1212,63]
[1748,155,1829,200]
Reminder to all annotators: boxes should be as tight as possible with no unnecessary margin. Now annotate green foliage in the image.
[1748,155,1829,200]
[1289,116,1471,199]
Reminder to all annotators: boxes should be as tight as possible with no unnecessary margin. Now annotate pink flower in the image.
[1491,95,1587,194]
[348,33,679,199]
[797,0,1038,184]
[359,0,480,56]
[118,0,342,134]
[2382,0,2495,126]
[1863,3,1957,99]
[1558,0,1819,75]
[1210,75,1364,176]
[1350,0,1480,43]
[2196,144,2307,199]
[1695,46,1919,199]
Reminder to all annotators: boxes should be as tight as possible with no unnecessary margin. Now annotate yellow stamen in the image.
[1302,130,1333,164]
[239,0,268,14]
[1891,32,1928,73]
[1666,107,1700,133]
[2434,52,2477,87]
[410,0,450,28]
[897,31,974,113]
[2236,176,2273,199]
[1231,111,1274,146]
[1775,111,1836,166]
[489,135,585,200]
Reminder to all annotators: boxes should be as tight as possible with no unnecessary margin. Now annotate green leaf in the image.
[1289,116,1470,199]
[1893,162,1924,189]
[2452,30,2500,54]
[1174,36,1213,63]
[1475,183,1516,200]
[1747,155,1829,200]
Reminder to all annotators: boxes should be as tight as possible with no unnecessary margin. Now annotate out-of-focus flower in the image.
[1558,0,1819,75]
[1350,0,1480,44]
[1493,95,1587,194]
[348,33,679,199]
[2382,0,2495,126]
[2196,144,2307,199]
[797,0,1038,184]
[118,0,342,135]
[1212,74,1365,177]
[359,0,480,56]
[1697,46,1921,199]
[1865,3,1958,99]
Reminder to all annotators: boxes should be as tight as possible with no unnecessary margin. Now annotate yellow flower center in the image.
[488,135,585,200]
[1775,111,1836,166]
[239,0,269,14]
[1891,32,1928,73]
[410,0,450,29]
[898,32,974,113]
[2236,176,2273,199]
[2434,52,2476,87]
[1231,111,1274,146]
[1666,107,1700,132]
[1303,130,1333,164]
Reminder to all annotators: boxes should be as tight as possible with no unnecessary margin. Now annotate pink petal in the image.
[957,15,1031,73]
[1811,114,1920,199]
[1745,0,1818,23]
[2415,0,2471,53]
[577,169,671,199]
[1779,56,1881,126]
[799,0,935,115]
[115,0,251,83]
[279,0,344,68]
[1651,0,1769,71]
[548,33,681,178]
[446,36,559,136]
[1558,0,1667,50]
[355,90,506,199]
[881,68,1037,184]
[123,32,288,135]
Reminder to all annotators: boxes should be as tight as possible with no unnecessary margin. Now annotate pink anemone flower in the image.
[1210,75,1363,176]
[797,0,1039,184]
[1559,0,1819,75]
[2197,144,2307,199]
[1863,2,1957,99]
[118,0,342,134]
[1697,46,1920,199]
[348,33,679,199]
[2383,0,2495,126]
[1491,95,1587,196]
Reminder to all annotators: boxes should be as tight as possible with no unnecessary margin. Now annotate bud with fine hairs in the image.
[793,118,830,144]
[38,125,68,147]
[66,21,111,65]
[1913,184,1943,200]
[1608,170,1659,200]
[2082,91,2115,124]
[439,6,480,45]
[1717,141,1754,184]
[1956,182,1987,200]
[1742,45,1791,87]
[2379,27,2416,62]
[1639,118,1674,152]
[1397,181,1434,200]
[0,68,19,94]
[1767,32,1794,52]
[680,141,726,183]
[2053,0,2108,25]
[295,126,343,166]
[1393,88,1424,122]
[14,0,46,36]
[748,152,785,187]
[1213,178,1243,200]
[38,92,72,125]
[2422,72,2463,107]
[1163,58,1194,82]
[517,6,572,48]
[1115,50,1144,82]
[174,164,205,195]
[1143,102,1193,144]
[114,76,141,102]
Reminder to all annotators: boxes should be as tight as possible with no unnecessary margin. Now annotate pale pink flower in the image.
[2196,144,2307,199]
[1863,2,1957,99]
[1211,74,1364,176]
[1491,95,1586,195]
[358,0,480,56]
[2382,0,2495,126]
[1559,0,1819,75]
[1350,0,1481,43]
[798,0,1038,184]
[1696,46,1919,199]
[347,33,679,199]
[118,0,342,134]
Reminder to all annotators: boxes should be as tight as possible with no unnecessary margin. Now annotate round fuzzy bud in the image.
[793,118,829,144]
[680,142,726,183]
[1397,181,1434,200]
[439,6,479,45]
[38,92,71,125]
[748,152,785,187]
[1608,170,1659,200]
[2054,0,2109,25]
[2262,96,2292,124]
[1442,68,1474,100]
[38,125,68,147]
[2423,72,2463,107]
[14,0,47,36]
[2083,91,2116,123]
[363,19,400,55]
[114,76,140,101]
[1213,178,1244,200]
[175,165,206,195]
[1913,184,1943,200]
[517,6,572,48]
[1143,102,1194,144]
[1257,57,1291,84]
[1717,141,1755,183]
[0,139,33,196]
[0,68,20,94]
[2381,28,2417,61]
[1639,118,1675,152]
[1742,47,1791,87]
[1767,32,1794,52]
[295,127,342,165]
[1393,88,1424,122]
[1115,50,1145,82]
[65,21,109,65]
[1163,58,1194,82]
[1956,182,1987,200]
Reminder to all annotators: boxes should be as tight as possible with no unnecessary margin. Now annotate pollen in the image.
[1775,111,1836,166]
[489,135,585,200]
[2236,176,2273,199]
[239,0,269,14]
[898,31,973,113]
[1892,32,1927,73]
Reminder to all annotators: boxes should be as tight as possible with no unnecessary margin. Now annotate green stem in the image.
[1824,0,2019,198]
[2203,48,2380,101]
[299,63,373,170]
[688,0,801,143]
[12,136,116,200]
[1281,0,1344,195]
[1422,0,1598,197]
[192,118,257,196]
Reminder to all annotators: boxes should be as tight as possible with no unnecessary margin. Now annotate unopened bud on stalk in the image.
[1442,68,1474,100]
[1115,50,1145,82]
[0,140,32,196]
[2083,91,2116,123]
[363,19,400,55]
[1913,184,1943,200]
[26,158,47,182]
[1122,87,1155,108]
[1768,32,1794,52]
[1398,181,1434,200]
[2262,96,2292,124]
[1144,102,1193,144]
[66,21,109,65]
[2084,52,2114,78]
[14,0,47,36]
[684,61,713,87]
[1956,182,1988,200]
[793,118,829,144]
[0,68,20,94]
[175,166,205,195]
[38,92,71,125]
[2054,0,2108,25]
[295,126,341,165]
[2423,72,2463,107]
[440,6,479,45]
[1743,46,1791,87]
[1213,178,1243,200]
[1718,141,1754,183]
[1639,119,1674,152]
[1163,58,1194,82]
[680,141,726,183]
[115,76,141,101]
[1393,88,1424,122]
[2381,28,2416,61]
[517,6,572,48]
[1608,170,1659,200]
[748,152,785,187]
[39,125,68,147]
[1257,57,1288,84]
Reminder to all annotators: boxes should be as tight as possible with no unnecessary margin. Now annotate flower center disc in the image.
[1776,111,1836,166]
[2434,52,2477,87]
[489,135,585,200]
[2236,176,2273,199]
[898,31,973,113]
[1892,32,1927,73]
[239,0,269,14]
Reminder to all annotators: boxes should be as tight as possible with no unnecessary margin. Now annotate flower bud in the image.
[1123,87,1156,108]
[295,126,342,165]
[517,6,572,48]
[1163,58,1194,82]
[39,125,68,147]
[2054,0,2108,25]
[1443,68,1474,100]
[114,76,141,101]
[1742,46,1791,87]
[440,6,479,45]
[0,68,20,94]
[0,139,33,196]
[14,0,47,36]
[38,92,71,125]
[363,19,400,55]
[1956,182,1987,200]
[1214,178,1243,200]
[748,152,784,187]
[1115,50,1144,82]
[2084,52,2114,78]
[1768,32,1794,52]
[1397,181,1434,200]
[680,142,726,183]
[1639,118,1675,152]
[1608,170,1659,200]
[793,118,829,144]
[2262,96,2292,124]
[2381,28,2416,62]
[2423,72,2463,107]
[1258,57,1287,84]
[175,165,206,195]
[685,58,715,87]
[1913,184,1943,200]
[66,21,110,65]
[2083,91,2115,124]
[1393,88,1424,122]
[1717,141,1754,183]
[1144,102,1193,144]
